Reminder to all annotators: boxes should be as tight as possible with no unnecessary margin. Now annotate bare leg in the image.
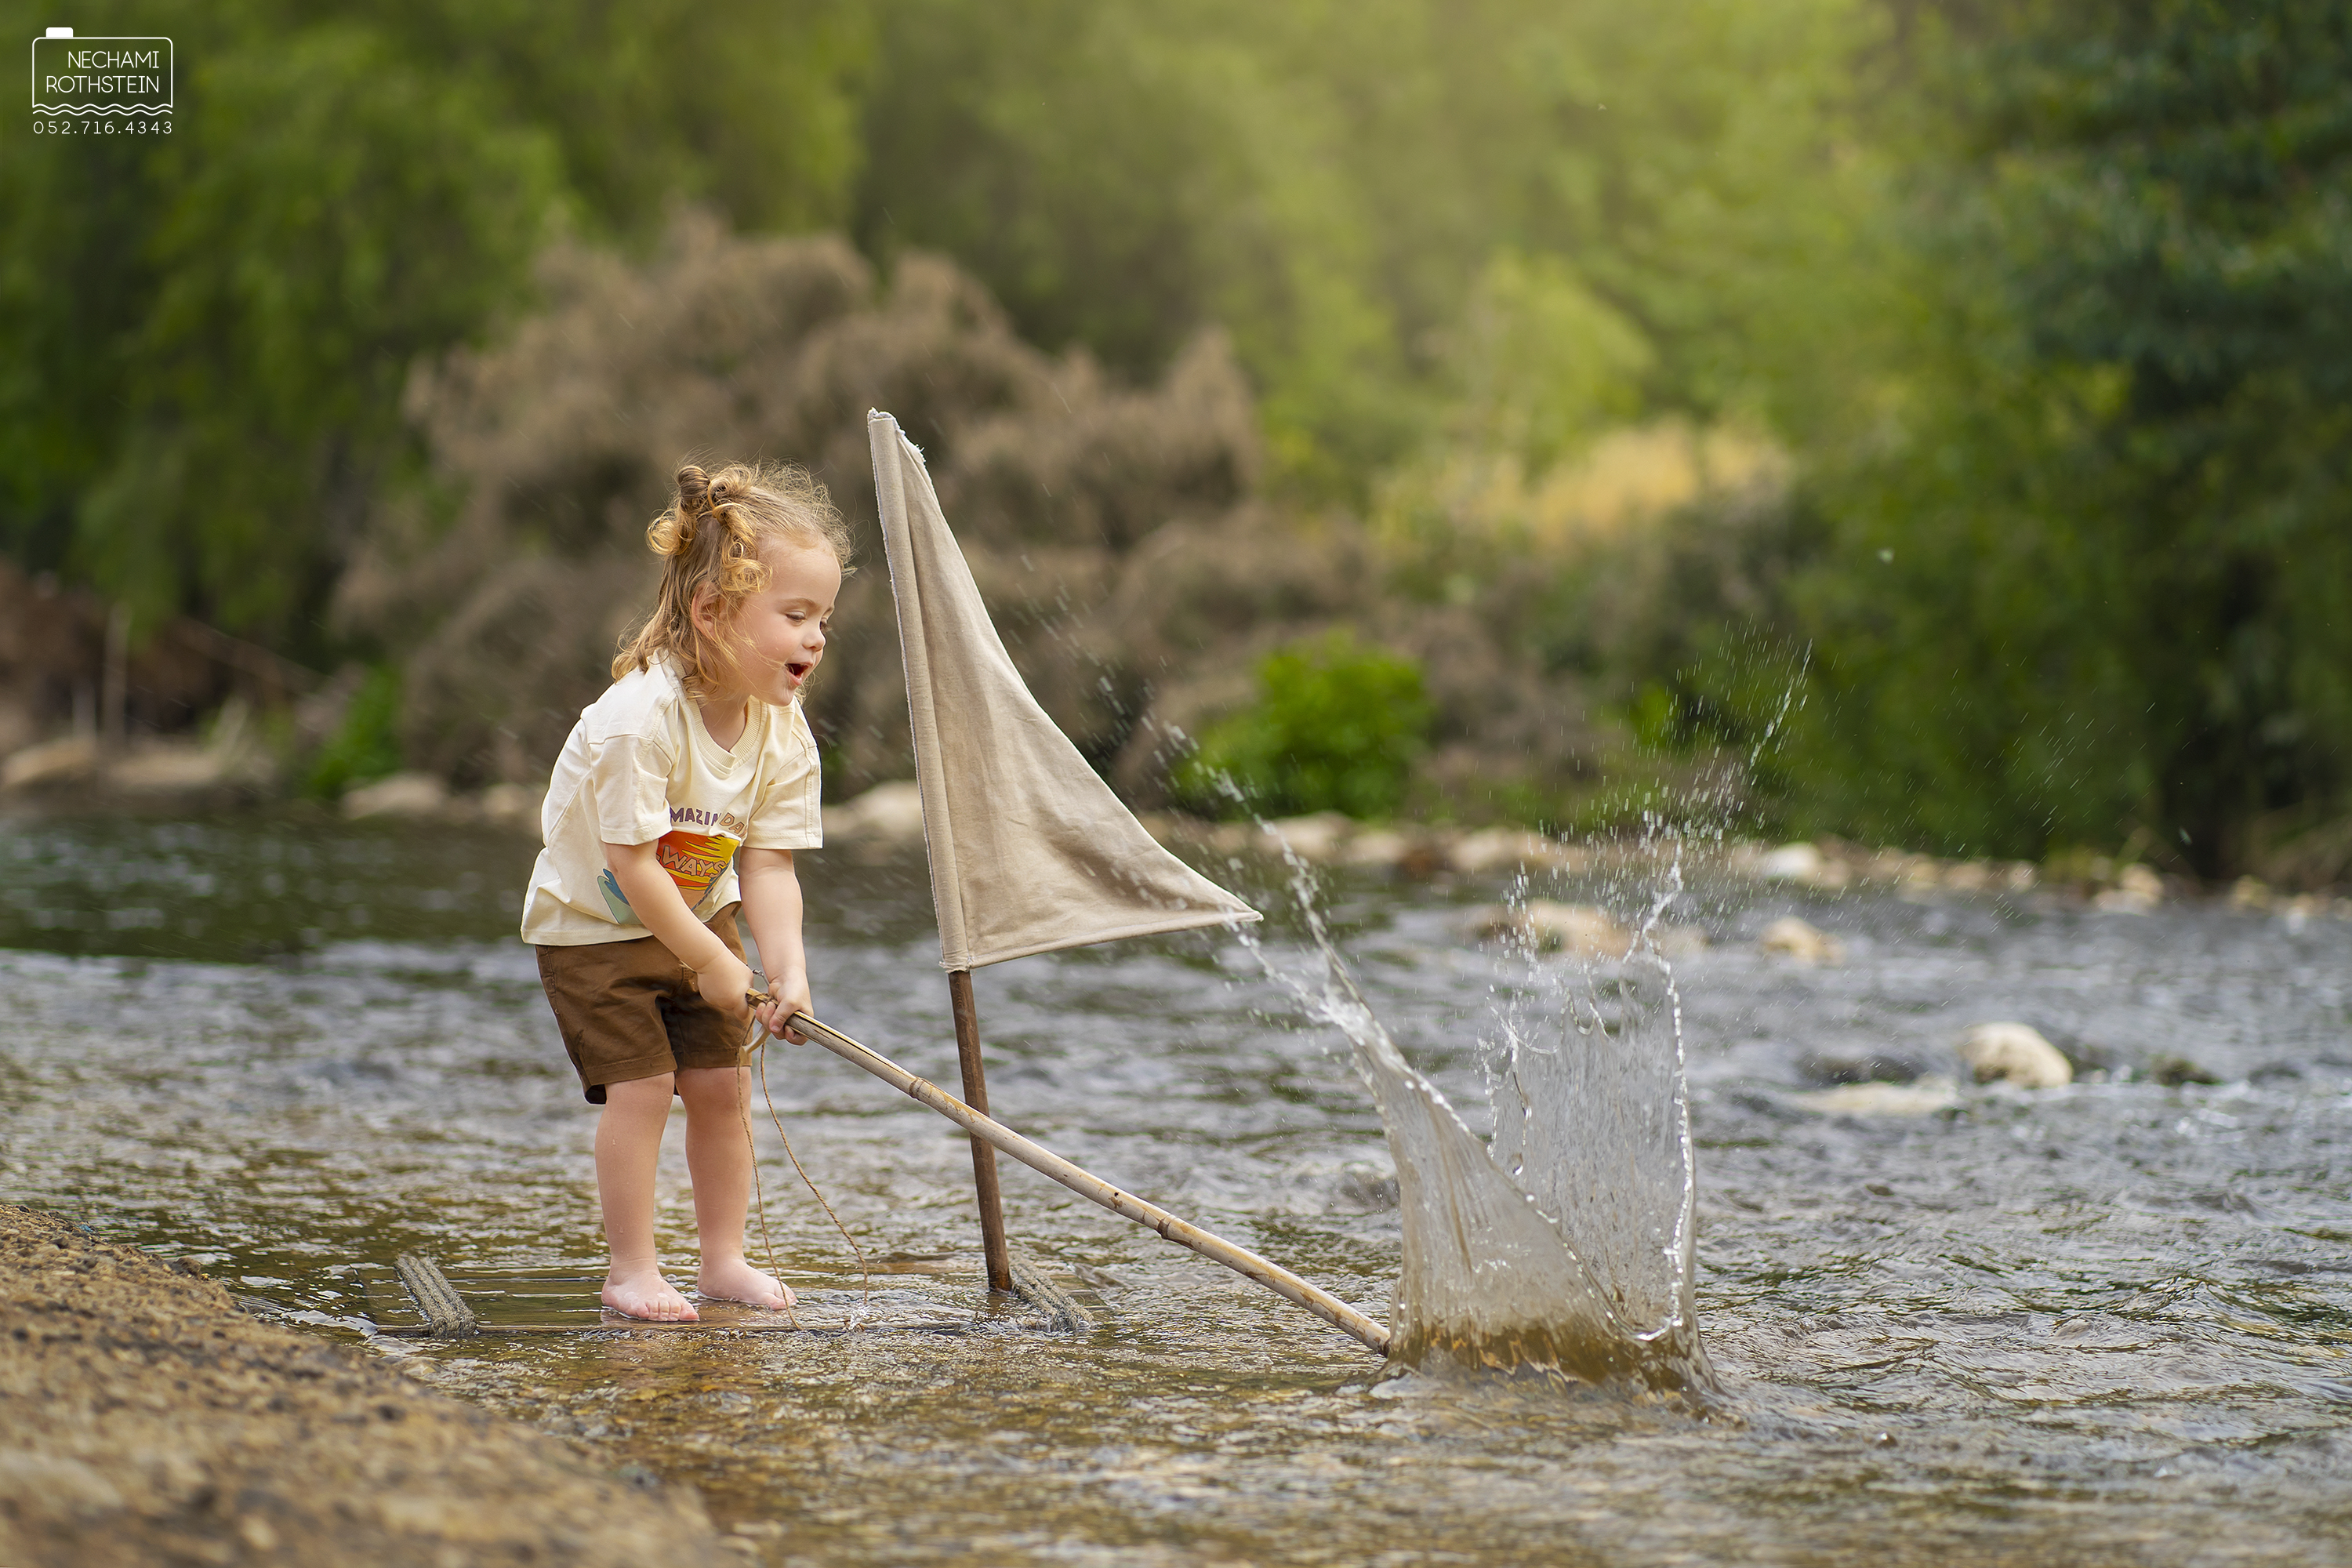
[595,1073,697,1321]
[678,1064,794,1308]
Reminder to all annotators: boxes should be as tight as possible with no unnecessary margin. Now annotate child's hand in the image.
[696,953,756,1026]
[755,972,813,1043]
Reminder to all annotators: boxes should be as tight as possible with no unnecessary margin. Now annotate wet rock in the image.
[2228,876,2275,911]
[1793,1076,1960,1117]
[1798,1051,1925,1087]
[1,734,99,790]
[342,771,450,819]
[2150,1054,2223,1087]
[102,740,233,793]
[1338,828,1409,869]
[1759,916,1844,964]
[479,781,546,837]
[1651,924,1711,957]
[1956,1022,2073,1088]
[1476,900,1628,957]
[1264,811,1352,862]
[1753,841,1850,889]
[1450,827,1565,876]
[821,779,927,845]
[1337,1161,1400,1210]
[2092,863,2165,913]
[1937,859,1989,893]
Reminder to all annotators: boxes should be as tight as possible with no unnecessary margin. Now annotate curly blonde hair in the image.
[614,461,855,694]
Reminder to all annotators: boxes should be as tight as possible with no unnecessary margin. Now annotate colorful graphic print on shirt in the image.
[594,808,749,925]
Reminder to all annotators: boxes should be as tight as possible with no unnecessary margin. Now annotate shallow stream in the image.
[3,808,2349,1564]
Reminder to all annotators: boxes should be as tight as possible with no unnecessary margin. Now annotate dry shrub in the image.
[343,212,1265,789]
[347,211,1653,822]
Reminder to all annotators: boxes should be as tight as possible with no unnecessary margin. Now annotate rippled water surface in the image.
[5,808,2351,1565]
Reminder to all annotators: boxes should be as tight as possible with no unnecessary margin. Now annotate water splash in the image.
[1249,844,1715,1399]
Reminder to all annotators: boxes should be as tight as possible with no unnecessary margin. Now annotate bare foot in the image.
[602,1267,699,1322]
[696,1258,796,1309]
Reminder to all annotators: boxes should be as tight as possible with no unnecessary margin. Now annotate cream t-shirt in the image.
[520,658,822,946]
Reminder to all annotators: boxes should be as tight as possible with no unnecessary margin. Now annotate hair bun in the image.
[675,464,713,515]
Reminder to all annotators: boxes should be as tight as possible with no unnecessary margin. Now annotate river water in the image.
[3,808,2349,1565]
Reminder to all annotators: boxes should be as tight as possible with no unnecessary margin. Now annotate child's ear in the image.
[689,583,723,638]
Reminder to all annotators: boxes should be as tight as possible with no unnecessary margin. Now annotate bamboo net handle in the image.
[784,1010,1392,1356]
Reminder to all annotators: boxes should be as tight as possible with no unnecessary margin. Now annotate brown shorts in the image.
[535,904,753,1103]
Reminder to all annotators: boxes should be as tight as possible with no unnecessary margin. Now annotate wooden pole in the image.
[947,970,1014,1293]
[787,1009,1392,1357]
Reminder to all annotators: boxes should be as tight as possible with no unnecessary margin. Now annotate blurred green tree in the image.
[1778,0,2352,873]
[0,0,866,655]
[853,0,1880,497]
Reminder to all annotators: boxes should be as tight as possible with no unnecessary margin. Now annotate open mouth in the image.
[786,661,813,683]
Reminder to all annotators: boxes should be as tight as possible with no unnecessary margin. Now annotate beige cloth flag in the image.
[868,411,1259,971]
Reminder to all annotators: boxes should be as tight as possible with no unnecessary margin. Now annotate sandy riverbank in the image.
[0,1205,721,1566]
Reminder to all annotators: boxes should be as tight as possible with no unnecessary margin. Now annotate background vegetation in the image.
[3,0,2347,883]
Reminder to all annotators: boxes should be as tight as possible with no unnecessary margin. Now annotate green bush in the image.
[303,666,405,800]
[1174,632,1433,820]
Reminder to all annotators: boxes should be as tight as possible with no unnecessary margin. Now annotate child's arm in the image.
[603,840,753,1023]
[736,847,811,1042]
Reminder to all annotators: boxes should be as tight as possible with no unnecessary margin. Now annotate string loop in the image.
[739,993,872,1326]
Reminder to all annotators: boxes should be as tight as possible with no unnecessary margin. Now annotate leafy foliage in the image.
[302,664,405,799]
[0,0,864,655]
[1175,633,1434,820]
[1769,0,2352,873]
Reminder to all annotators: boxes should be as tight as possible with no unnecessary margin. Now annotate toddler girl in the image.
[522,461,849,1321]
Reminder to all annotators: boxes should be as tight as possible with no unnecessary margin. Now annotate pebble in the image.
[1264,812,1353,861]
[1475,901,1629,957]
[341,771,449,818]
[1759,916,1843,964]
[820,780,927,845]
[2092,863,2165,913]
[0,734,99,790]
[1753,842,1853,889]
[1792,1077,1960,1117]
[1955,1022,2072,1088]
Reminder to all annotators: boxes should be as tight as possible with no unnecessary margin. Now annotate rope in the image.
[739,994,873,1325]
[732,1044,801,1329]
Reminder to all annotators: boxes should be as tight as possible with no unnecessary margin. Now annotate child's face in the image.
[701,542,841,704]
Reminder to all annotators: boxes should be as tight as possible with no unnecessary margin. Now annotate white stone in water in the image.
[1450,828,1555,875]
[2094,863,2165,913]
[1757,842,1824,881]
[822,780,926,843]
[1475,901,1628,957]
[1651,924,1711,957]
[1338,829,1408,868]
[1759,916,1844,964]
[1795,1076,1960,1117]
[1955,1022,2072,1088]
[0,734,99,790]
[1263,811,1352,862]
[342,771,448,819]
[478,782,546,840]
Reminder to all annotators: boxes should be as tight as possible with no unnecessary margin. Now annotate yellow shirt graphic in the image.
[654,828,740,903]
